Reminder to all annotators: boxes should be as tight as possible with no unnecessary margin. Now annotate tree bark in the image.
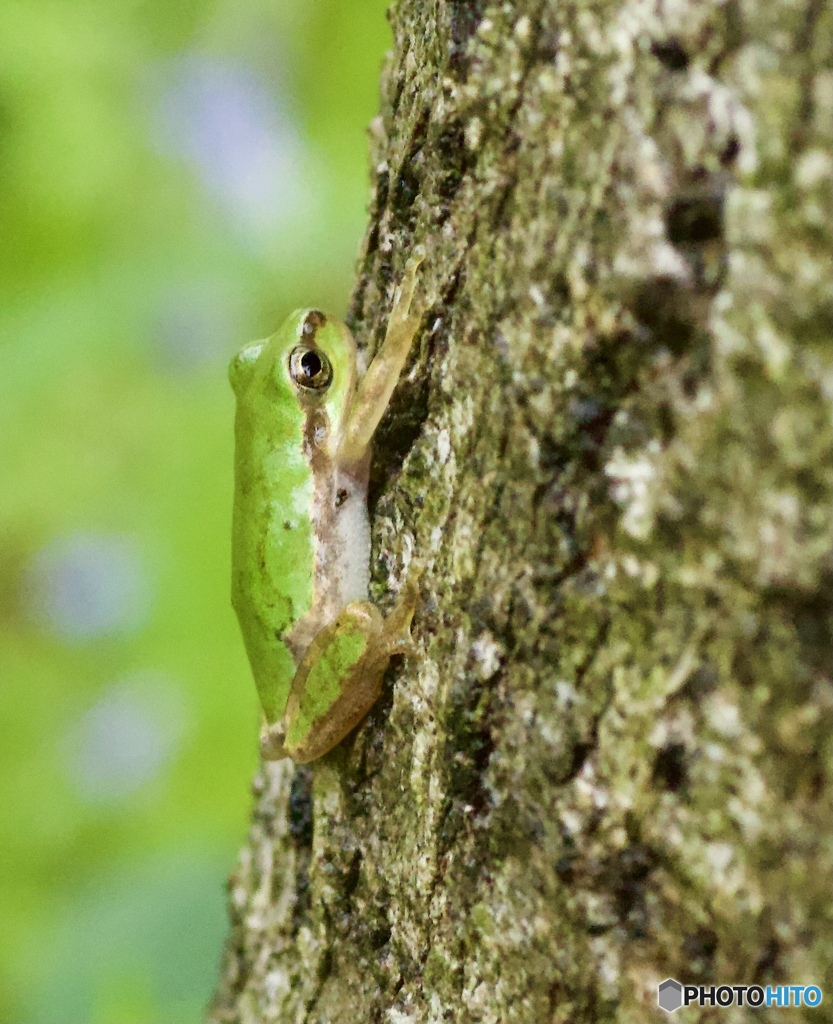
[209,0,832,1020]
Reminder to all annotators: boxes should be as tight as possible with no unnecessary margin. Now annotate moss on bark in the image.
[209,0,832,1020]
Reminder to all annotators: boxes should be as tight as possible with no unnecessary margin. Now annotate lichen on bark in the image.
[209,0,832,1021]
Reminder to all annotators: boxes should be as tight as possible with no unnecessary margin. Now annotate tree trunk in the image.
[209,0,832,1020]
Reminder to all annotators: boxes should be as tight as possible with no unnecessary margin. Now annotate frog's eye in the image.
[289,346,333,390]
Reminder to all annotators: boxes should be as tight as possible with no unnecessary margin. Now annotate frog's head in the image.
[230,309,358,445]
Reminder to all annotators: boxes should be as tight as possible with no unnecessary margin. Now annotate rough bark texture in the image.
[209,0,832,1020]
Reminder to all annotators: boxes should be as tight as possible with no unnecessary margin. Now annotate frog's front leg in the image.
[260,587,417,763]
[339,253,425,466]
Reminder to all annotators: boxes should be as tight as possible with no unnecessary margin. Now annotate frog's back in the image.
[230,324,317,720]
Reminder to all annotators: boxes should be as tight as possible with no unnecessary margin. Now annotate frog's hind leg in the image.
[281,588,417,764]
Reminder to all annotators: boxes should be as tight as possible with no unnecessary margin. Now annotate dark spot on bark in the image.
[679,660,721,700]
[374,167,390,212]
[376,253,394,295]
[437,677,497,861]
[651,38,690,71]
[304,946,333,1016]
[448,0,487,80]
[335,488,348,507]
[391,114,430,231]
[394,164,419,222]
[609,843,657,939]
[753,937,782,980]
[449,0,486,46]
[683,927,719,976]
[540,379,619,477]
[371,923,392,949]
[666,194,724,245]
[434,120,472,202]
[555,829,579,868]
[680,368,701,398]
[491,183,514,232]
[288,765,314,934]
[562,740,594,782]
[549,272,572,310]
[788,0,825,149]
[438,168,464,203]
[633,279,698,355]
[344,848,363,898]
[554,850,579,882]
[288,767,313,847]
[446,718,495,817]
[568,396,605,427]
[656,400,676,443]
[504,129,521,156]
[765,570,833,679]
[368,313,431,509]
[389,68,404,119]
[535,28,559,62]
[468,595,498,635]
[352,672,397,781]
[359,169,390,269]
[364,222,381,263]
[652,742,690,792]
[720,135,741,166]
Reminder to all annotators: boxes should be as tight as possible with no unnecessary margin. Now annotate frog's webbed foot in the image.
[379,578,419,658]
[260,720,289,761]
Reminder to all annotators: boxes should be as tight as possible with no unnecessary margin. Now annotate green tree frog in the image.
[229,258,424,763]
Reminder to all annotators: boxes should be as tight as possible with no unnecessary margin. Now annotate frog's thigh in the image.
[283,602,404,763]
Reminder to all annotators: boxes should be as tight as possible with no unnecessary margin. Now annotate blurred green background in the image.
[0,1,390,1020]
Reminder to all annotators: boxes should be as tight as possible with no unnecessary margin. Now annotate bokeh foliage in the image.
[0,1,390,1020]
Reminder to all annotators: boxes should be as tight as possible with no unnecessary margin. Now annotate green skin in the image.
[230,260,423,763]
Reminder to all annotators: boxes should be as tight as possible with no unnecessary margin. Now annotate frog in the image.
[229,256,425,763]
